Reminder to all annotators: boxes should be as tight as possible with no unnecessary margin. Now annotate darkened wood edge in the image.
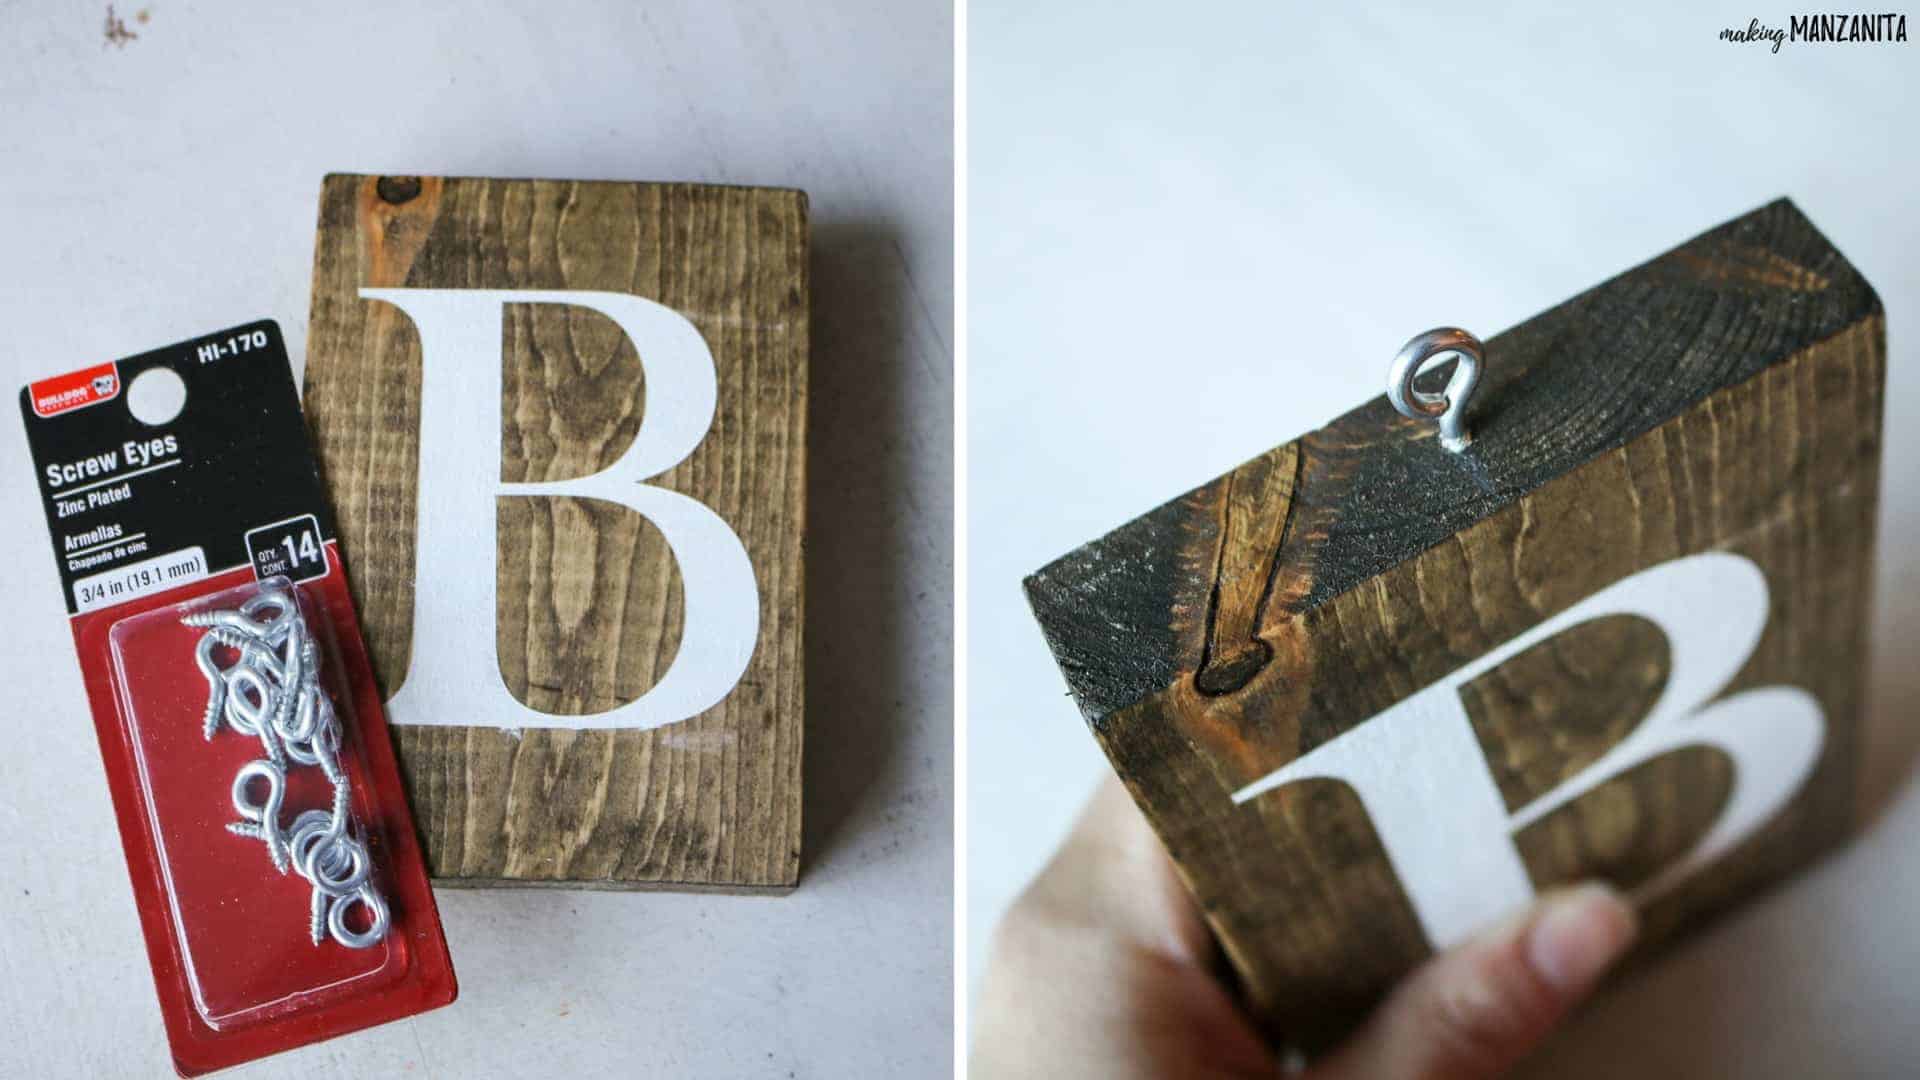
[1025,197,1881,723]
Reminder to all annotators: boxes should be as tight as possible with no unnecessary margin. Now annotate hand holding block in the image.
[304,176,806,890]
[1024,199,1883,1049]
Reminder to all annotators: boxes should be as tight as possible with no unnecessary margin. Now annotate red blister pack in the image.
[20,322,455,1075]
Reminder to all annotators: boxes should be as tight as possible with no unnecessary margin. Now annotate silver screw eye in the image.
[310,836,371,896]
[1387,327,1484,452]
[229,759,290,872]
[220,665,274,737]
[230,759,285,823]
[192,634,228,739]
[327,885,390,950]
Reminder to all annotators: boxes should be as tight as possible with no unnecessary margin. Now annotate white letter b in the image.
[1233,553,1823,948]
[361,288,759,731]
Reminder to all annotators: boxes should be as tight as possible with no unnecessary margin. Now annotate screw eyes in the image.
[186,585,387,950]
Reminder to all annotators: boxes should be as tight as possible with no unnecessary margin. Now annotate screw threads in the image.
[308,888,327,945]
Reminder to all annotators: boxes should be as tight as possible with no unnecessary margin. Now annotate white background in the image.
[969,2,1920,1074]
[0,2,951,1076]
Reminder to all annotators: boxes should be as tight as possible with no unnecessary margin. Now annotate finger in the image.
[1312,883,1638,1080]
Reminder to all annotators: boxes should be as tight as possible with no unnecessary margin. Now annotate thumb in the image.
[1312,884,1638,1080]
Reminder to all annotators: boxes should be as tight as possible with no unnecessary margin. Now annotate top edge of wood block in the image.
[317,172,809,206]
[1024,197,1882,724]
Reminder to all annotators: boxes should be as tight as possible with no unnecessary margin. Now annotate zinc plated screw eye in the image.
[1387,327,1485,452]
[220,664,288,767]
[229,758,290,873]
[181,607,279,640]
[192,634,227,739]
[328,886,390,950]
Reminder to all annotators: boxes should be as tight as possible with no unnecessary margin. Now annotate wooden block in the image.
[303,175,806,890]
[1025,199,1883,1049]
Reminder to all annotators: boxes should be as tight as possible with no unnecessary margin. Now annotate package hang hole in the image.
[127,366,187,426]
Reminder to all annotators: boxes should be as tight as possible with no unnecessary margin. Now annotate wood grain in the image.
[1025,199,1883,1049]
[304,175,806,889]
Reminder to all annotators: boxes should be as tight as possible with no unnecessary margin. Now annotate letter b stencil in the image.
[1234,552,1823,949]
[362,288,760,732]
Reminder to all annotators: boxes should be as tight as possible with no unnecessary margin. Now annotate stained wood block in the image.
[1025,199,1884,1049]
[304,175,806,889]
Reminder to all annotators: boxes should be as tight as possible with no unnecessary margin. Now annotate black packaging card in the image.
[18,321,339,614]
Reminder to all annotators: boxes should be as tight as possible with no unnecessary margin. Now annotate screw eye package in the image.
[18,321,455,1075]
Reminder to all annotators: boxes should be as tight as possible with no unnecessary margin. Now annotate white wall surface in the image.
[0,2,952,1076]
[967,2,1920,1074]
